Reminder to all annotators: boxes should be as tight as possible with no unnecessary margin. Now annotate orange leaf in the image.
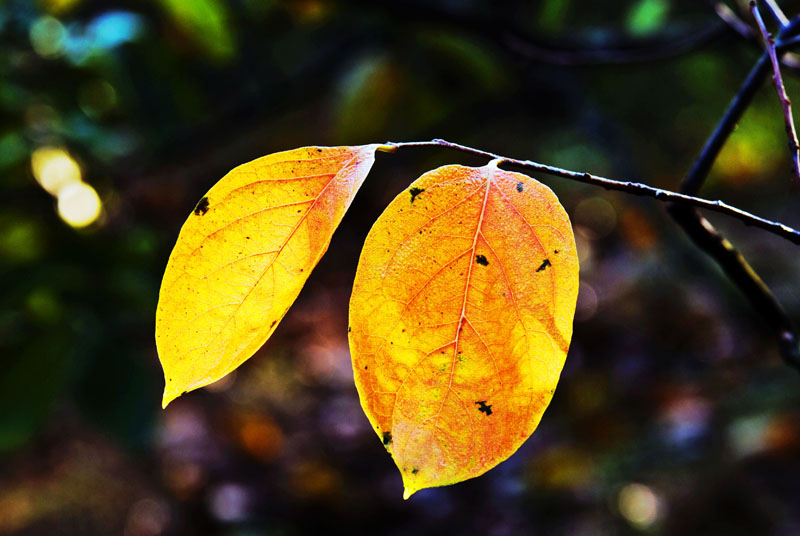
[349,161,579,498]
[156,145,380,408]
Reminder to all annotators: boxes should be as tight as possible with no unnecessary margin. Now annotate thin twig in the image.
[712,0,757,37]
[383,139,800,245]
[751,1,800,181]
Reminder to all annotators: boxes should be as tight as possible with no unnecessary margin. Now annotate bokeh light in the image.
[29,16,67,58]
[31,147,81,195]
[618,483,662,529]
[574,196,617,240]
[78,80,118,118]
[56,182,102,228]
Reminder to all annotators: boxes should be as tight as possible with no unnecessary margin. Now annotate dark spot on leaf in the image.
[476,254,489,266]
[412,467,419,474]
[554,249,560,254]
[246,236,250,239]
[348,326,352,333]
[536,259,552,272]
[270,320,277,328]
[475,400,493,416]
[194,196,210,216]
[409,187,425,203]
[364,365,368,370]
[382,431,392,445]
[516,182,524,193]
[317,148,323,152]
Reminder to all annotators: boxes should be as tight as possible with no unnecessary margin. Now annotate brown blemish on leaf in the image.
[536,259,551,272]
[516,182,524,193]
[475,400,493,416]
[382,431,393,446]
[475,254,489,266]
[409,187,425,203]
[194,196,210,216]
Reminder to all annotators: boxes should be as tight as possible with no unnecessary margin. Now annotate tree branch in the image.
[669,206,800,369]
[382,139,800,245]
[751,1,800,181]
[664,9,800,370]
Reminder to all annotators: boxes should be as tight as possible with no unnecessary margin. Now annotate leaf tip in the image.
[161,383,182,409]
[402,486,416,500]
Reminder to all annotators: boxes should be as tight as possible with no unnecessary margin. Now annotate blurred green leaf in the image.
[156,0,235,61]
[626,0,669,36]
[334,53,402,143]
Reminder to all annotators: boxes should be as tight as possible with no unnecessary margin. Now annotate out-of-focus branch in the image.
[710,1,800,69]
[503,23,727,66]
[668,207,800,369]
[751,1,800,181]
[762,0,790,26]
[351,0,730,66]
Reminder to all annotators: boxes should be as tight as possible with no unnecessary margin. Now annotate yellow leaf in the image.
[349,161,579,498]
[157,145,380,408]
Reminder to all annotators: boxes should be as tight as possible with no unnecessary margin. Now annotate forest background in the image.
[1,0,800,534]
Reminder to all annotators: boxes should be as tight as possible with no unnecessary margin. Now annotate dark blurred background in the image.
[2,0,800,534]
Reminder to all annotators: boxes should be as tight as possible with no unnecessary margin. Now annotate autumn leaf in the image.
[156,145,380,408]
[349,161,579,498]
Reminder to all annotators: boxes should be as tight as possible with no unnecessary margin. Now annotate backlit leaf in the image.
[349,161,579,498]
[157,145,380,408]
